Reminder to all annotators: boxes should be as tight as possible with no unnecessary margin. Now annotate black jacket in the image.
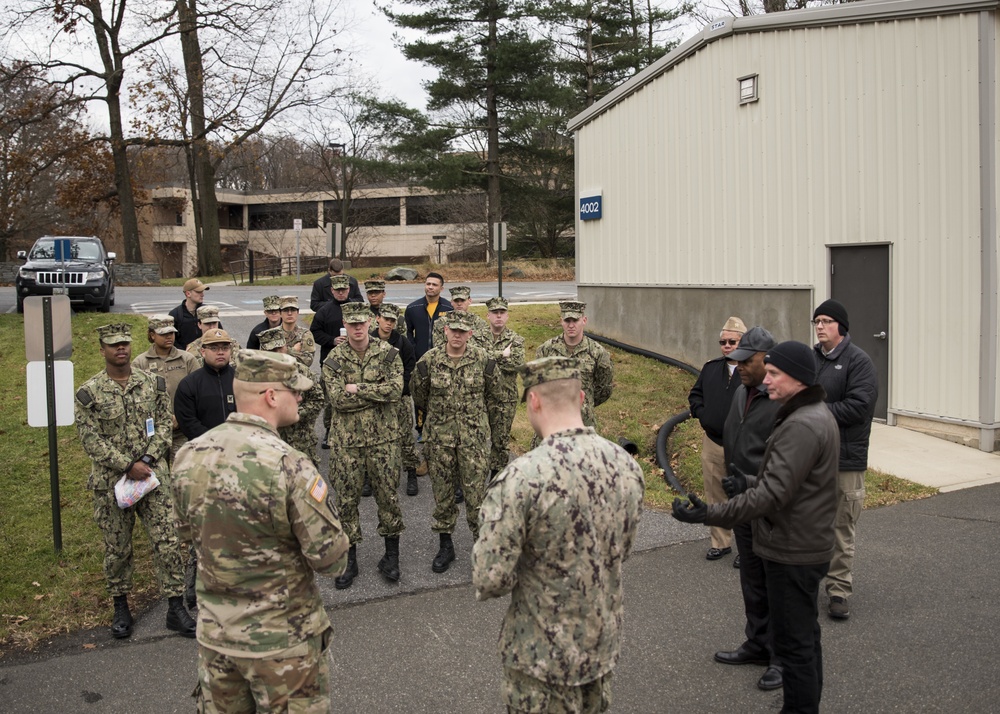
[404,296,452,359]
[168,301,200,351]
[311,297,362,363]
[246,318,277,350]
[310,274,363,311]
[723,383,781,483]
[688,356,742,445]
[174,364,236,439]
[814,334,878,471]
[373,327,416,396]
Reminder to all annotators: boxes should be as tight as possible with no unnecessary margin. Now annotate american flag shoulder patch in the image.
[309,476,328,503]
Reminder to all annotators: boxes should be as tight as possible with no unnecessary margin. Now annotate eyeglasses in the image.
[811,318,837,326]
[258,387,303,399]
[204,344,232,352]
[719,339,739,346]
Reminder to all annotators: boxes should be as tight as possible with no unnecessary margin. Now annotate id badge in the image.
[146,418,155,438]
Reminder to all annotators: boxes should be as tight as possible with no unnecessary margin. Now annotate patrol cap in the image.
[519,356,581,401]
[279,295,299,310]
[147,314,178,335]
[728,326,776,362]
[443,311,476,331]
[559,300,586,319]
[196,305,220,323]
[330,275,350,290]
[364,279,385,293]
[449,286,471,300]
[378,303,401,321]
[342,302,372,324]
[257,327,287,351]
[183,278,209,292]
[486,296,509,312]
[97,323,132,344]
[201,328,233,346]
[262,295,281,311]
[234,349,313,391]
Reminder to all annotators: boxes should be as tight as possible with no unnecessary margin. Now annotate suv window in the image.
[29,239,103,261]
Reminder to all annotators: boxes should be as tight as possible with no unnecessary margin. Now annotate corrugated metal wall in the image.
[576,10,987,423]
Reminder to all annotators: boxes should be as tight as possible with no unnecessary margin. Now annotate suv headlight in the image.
[18,268,36,279]
[85,270,106,281]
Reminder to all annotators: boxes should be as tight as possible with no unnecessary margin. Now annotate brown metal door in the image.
[830,245,889,420]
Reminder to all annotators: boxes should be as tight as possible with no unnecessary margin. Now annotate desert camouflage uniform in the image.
[132,344,199,460]
[283,326,317,368]
[472,427,645,711]
[75,369,185,598]
[474,326,526,473]
[432,310,489,347]
[323,337,404,544]
[172,411,349,713]
[279,368,325,469]
[535,336,613,428]
[411,343,500,537]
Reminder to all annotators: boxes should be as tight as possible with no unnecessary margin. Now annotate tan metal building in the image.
[568,0,999,451]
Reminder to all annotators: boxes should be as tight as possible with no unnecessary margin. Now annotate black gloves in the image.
[723,463,751,498]
[671,493,708,524]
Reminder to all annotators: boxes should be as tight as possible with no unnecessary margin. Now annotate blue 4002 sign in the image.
[579,195,602,221]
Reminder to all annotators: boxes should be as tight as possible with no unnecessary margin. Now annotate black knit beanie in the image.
[764,341,818,386]
[813,299,849,335]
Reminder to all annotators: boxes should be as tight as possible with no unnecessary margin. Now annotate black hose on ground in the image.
[584,332,699,492]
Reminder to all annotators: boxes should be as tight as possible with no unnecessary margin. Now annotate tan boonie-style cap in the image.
[279,295,299,310]
[147,314,178,335]
[364,279,385,293]
[330,275,351,290]
[449,286,472,300]
[262,295,281,311]
[257,327,287,351]
[201,328,233,346]
[520,356,581,401]
[486,296,509,312]
[342,303,372,324]
[378,303,401,321]
[196,305,220,322]
[722,316,747,334]
[444,311,476,331]
[235,349,313,391]
[97,323,132,344]
[183,278,208,292]
[559,300,586,319]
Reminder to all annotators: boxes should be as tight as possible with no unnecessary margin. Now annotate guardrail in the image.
[227,255,328,285]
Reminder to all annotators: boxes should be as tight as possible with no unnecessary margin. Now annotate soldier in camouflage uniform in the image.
[131,314,199,461]
[187,305,239,367]
[364,279,406,336]
[278,295,317,367]
[172,350,349,713]
[75,323,196,640]
[475,297,526,476]
[472,357,645,713]
[322,302,405,588]
[432,285,489,347]
[535,300,613,433]
[411,311,501,574]
[258,327,325,468]
[246,294,283,349]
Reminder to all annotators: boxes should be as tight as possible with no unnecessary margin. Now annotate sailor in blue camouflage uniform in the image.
[472,357,644,713]
[75,323,196,640]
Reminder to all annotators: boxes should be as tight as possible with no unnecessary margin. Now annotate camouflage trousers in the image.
[169,430,188,465]
[427,440,488,537]
[195,629,333,714]
[331,441,403,544]
[502,666,612,714]
[91,485,185,597]
[487,400,517,473]
[397,395,419,470]
[280,418,320,469]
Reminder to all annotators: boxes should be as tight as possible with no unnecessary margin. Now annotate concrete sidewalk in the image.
[868,423,1000,491]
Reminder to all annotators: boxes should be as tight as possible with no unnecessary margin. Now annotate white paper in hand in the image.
[115,472,161,509]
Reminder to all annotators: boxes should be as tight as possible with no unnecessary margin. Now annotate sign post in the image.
[294,218,303,281]
[493,222,507,298]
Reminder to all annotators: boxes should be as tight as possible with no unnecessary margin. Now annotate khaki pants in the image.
[701,434,732,550]
[826,469,865,600]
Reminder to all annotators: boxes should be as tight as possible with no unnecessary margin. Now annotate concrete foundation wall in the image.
[579,285,815,369]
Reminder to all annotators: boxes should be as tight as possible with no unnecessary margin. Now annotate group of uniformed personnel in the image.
[74,280,639,713]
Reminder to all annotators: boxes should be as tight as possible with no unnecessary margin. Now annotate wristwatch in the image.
[139,454,155,467]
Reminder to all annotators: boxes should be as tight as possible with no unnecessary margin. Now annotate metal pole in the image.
[43,298,62,552]
[295,229,301,281]
[497,224,503,298]
[340,154,348,261]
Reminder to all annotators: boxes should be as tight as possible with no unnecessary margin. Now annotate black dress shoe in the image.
[706,547,732,561]
[733,554,741,569]
[714,644,770,666]
[758,665,783,690]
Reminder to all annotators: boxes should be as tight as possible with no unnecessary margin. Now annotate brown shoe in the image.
[829,596,850,620]
[415,460,428,476]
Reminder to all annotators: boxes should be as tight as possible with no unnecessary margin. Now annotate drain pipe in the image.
[585,333,700,492]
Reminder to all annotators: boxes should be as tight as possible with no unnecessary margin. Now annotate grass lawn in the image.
[0,304,935,652]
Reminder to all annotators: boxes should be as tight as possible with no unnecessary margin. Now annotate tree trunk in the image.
[485,3,502,263]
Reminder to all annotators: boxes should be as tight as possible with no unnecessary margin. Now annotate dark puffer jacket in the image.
[814,334,878,471]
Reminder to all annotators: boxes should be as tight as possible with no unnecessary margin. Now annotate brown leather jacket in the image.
[706,385,840,565]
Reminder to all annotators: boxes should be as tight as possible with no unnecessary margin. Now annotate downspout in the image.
[979,10,999,451]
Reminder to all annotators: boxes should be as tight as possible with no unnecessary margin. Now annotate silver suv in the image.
[16,236,116,313]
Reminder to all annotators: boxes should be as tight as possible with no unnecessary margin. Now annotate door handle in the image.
[873,331,887,340]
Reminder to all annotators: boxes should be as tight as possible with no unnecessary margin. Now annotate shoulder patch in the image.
[309,476,328,503]
[384,346,399,363]
[327,358,342,372]
[156,375,167,392]
[417,361,428,377]
[76,387,93,407]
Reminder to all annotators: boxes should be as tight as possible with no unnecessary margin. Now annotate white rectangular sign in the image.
[27,361,75,427]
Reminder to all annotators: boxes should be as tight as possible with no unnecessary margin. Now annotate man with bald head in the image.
[172,350,349,713]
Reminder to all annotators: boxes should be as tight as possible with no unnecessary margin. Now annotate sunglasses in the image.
[719,339,739,346]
